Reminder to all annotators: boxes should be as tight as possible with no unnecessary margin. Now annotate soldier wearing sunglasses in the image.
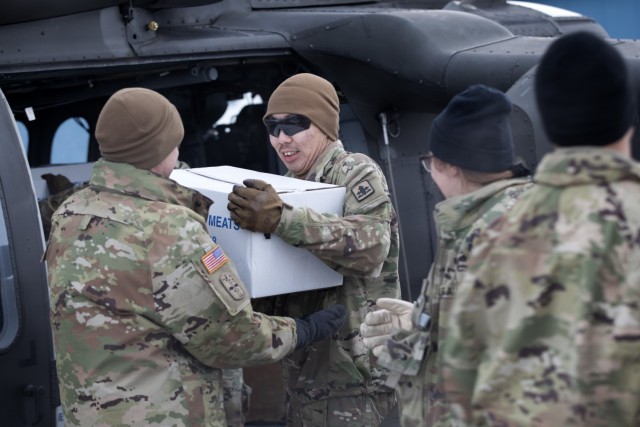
[228,73,401,427]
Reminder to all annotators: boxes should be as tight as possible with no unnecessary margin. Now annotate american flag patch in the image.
[201,244,228,274]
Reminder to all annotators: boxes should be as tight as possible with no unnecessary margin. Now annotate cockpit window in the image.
[0,197,19,352]
[51,117,90,164]
[204,92,270,172]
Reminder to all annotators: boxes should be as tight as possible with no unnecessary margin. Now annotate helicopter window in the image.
[0,198,19,350]
[50,117,90,164]
[215,92,263,127]
[205,93,271,172]
[16,121,29,153]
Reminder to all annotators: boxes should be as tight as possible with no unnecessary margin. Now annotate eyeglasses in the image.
[264,114,312,137]
[420,153,434,173]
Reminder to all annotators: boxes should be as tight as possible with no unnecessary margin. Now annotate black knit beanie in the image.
[429,84,515,173]
[535,32,636,147]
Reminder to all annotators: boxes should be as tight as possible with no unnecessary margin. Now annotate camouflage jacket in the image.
[377,176,531,427]
[443,148,640,426]
[273,141,401,401]
[46,159,297,427]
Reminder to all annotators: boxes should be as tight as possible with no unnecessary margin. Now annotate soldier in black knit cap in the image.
[361,83,533,427]
[440,32,640,426]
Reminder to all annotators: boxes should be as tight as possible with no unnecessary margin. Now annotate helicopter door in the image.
[0,89,58,426]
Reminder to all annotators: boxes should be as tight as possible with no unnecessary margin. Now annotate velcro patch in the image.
[351,180,375,202]
[220,272,246,300]
[201,244,228,274]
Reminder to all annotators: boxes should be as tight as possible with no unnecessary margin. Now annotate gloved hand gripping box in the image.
[171,166,345,298]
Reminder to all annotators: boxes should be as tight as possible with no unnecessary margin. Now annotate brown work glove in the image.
[227,179,285,233]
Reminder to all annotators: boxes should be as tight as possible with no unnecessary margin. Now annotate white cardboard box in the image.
[170,166,345,298]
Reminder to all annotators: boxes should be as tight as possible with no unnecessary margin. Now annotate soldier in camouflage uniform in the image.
[227,73,400,426]
[46,87,346,427]
[37,167,252,427]
[360,85,532,427]
[442,32,640,426]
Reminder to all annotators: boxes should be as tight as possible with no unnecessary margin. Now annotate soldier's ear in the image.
[449,165,463,178]
[432,158,458,177]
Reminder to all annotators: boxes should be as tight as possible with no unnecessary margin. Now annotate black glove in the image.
[41,173,74,195]
[294,304,347,350]
[227,179,285,233]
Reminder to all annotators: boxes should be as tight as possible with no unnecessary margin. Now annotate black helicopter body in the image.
[0,1,638,425]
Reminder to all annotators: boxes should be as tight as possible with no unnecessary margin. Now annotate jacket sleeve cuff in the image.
[276,203,296,234]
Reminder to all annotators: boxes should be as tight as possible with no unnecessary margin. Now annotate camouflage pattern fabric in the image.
[222,368,251,427]
[375,176,532,427]
[40,161,251,425]
[46,159,298,427]
[38,160,191,239]
[287,387,397,426]
[442,147,640,426]
[271,141,401,426]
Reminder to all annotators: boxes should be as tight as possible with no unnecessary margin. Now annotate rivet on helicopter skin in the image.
[147,21,159,31]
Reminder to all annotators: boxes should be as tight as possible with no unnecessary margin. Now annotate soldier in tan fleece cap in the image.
[95,87,184,173]
[228,73,401,427]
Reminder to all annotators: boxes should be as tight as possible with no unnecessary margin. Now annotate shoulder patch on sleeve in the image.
[220,272,246,300]
[351,180,375,202]
[201,244,228,273]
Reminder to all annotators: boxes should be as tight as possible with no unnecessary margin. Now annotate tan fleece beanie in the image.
[264,73,340,141]
[95,87,184,170]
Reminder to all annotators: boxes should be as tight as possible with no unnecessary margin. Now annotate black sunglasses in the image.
[264,114,312,137]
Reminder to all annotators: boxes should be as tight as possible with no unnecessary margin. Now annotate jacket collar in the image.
[435,176,531,234]
[89,159,212,217]
[534,147,640,187]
